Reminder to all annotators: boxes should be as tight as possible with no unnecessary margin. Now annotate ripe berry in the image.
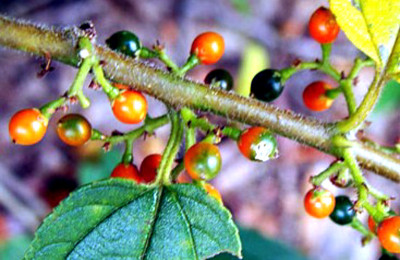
[9,108,48,145]
[237,126,277,162]
[204,69,234,91]
[112,90,147,124]
[378,216,400,254]
[106,30,142,57]
[139,154,162,183]
[304,188,335,218]
[111,163,141,183]
[309,7,340,44]
[302,81,334,112]
[369,210,396,234]
[202,183,222,204]
[329,195,356,225]
[184,142,222,181]
[191,32,225,65]
[57,114,91,146]
[251,69,284,102]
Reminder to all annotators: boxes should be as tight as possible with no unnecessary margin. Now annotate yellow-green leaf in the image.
[329,0,400,72]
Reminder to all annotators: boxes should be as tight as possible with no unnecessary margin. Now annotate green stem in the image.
[350,218,374,240]
[156,110,184,185]
[91,114,169,144]
[310,161,344,186]
[178,54,200,76]
[171,162,185,181]
[180,107,241,140]
[340,79,357,115]
[122,139,134,164]
[67,56,92,108]
[1,15,399,181]
[39,97,67,118]
[155,48,180,73]
[337,73,387,133]
[321,43,332,65]
[92,61,120,99]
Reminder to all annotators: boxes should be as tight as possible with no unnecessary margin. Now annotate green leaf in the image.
[211,227,308,260]
[24,180,241,260]
[0,235,32,260]
[329,0,400,77]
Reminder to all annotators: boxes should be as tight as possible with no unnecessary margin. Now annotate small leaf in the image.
[329,0,400,73]
[24,180,241,260]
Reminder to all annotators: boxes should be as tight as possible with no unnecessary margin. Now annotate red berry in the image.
[184,142,221,181]
[304,188,335,218]
[190,32,225,65]
[237,126,277,162]
[377,216,400,254]
[309,7,340,44]
[139,154,162,183]
[111,163,141,183]
[112,90,147,124]
[303,81,334,112]
[9,108,48,145]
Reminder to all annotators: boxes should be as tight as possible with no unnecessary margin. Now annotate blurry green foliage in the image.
[236,42,270,97]
[372,80,400,116]
[229,0,251,14]
[77,149,121,185]
[0,235,32,260]
[211,227,308,260]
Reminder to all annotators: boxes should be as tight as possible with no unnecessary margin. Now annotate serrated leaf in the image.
[24,180,241,260]
[329,0,400,77]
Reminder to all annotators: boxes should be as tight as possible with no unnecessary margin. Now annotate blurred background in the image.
[0,0,399,259]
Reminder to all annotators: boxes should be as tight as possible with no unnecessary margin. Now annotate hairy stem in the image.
[0,15,399,181]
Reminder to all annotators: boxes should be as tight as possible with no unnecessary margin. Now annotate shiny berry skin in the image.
[9,108,48,145]
[111,163,141,183]
[237,127,277,162]
[309,7,340,44]
[303,81,334,112]
[369,210,396,234]
[57,114,91,146]
[105,30,142,57]
[184,142,222,181]
[329,195,356,225]
[378,216,400,254]
[204,69,234,91]
[304,188,335,219]
[112,90,147,124]
[202,183,222,204]
[139,154,162,183]
[250,69,284,102]
[190,32,225,65]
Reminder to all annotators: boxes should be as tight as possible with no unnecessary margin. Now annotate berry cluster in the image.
[6,5,399,258]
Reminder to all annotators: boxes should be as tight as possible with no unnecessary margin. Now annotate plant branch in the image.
[0,15,399,181]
